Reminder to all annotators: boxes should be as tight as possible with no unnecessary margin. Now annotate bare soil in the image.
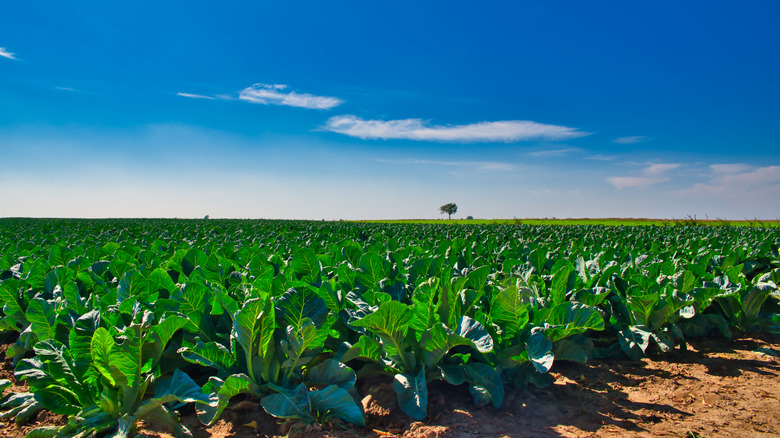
[3,334,779,438]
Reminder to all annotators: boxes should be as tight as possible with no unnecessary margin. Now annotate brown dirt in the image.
[0,343,68,437]
[4,335,780,438]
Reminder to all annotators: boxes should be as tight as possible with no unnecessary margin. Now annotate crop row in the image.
[0,218,778,437]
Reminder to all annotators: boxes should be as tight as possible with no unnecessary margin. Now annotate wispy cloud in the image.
[55,87,80,92]
[0,47,17,60]
[606,162,680,189]
[585,154,618,161]
[239,83,343,110]
[614,136,649,144]
[376,158,515,172]
[177,92,217,100]
[528,147,582,158]
[710,163,753,174]
[677,165,780,199]
[644,162,681,175]
[324,116,589,142]
[606,176,669,189]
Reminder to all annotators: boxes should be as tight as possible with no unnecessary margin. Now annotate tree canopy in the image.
[439,203,457,219]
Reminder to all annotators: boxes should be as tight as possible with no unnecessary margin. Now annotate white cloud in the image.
[239,83,343,110]
[177,92,216,100]
[710,163,753,174]
[585,154,617,161]
[475,162,515,171]
[528,148,582,158]
[0,47,17,60]
[606,176,669,189]
[677,165,780,199]
[614,136,649,144]
[324,116,589,142]
[644,163,681,175]
[376,158,515,172]
[606,162,680,189]
[711,165,780,186]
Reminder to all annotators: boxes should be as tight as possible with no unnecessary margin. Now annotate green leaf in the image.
[552,336,593,364]
[280,320,327,376]
[101,242,121,256]
[181,247,207,278]
[153,369,212,405]
[571,287,610,307]
[465,265,490,291]
[703,314,732,338]
[261,383,312,420]
[199,254,224,285]
[435,271,458,329]
[0,280,25,321]
[69,310,101,364]
[174,281,208,331]
[741,283,774,330]
[392,367,427,420]
[489,284,531,338]
[358,251,389,289]
[17,340,93,410]
[232,298,275,383]
[340,336,384,364]
[618,325,653,360]
[439,363,466,385]
[275,287,327,330]
[24,426,62,438]
[217,286,240,317]
[675,270,697,294]
[147,268,176,295]
[47,244,66,267]
[110,325,143,389]
[317,281,343,312]
[421,323,469,369]
[33,386,80,416]
[0,392,42,425]
[626,293,660,326]
[455,316,494,353]
[525,330,554,373]
[109,251,136,281]
[544,302,605,342]
[351,301,415,371]
[26,298,57,341]
[464,362,504,408]
[341,241,362,267]
[117,270,149,306]
[410,278,440,337]
[291,248,322,285]
[690,284,726,312]
[408,257,434,286]
[199,374,258,425]
[550,263,574,305]
[306,359,356,391]
[179,341,235,376]
[27,258,47,290]
[151,313,190,347]
[309,385,365,426]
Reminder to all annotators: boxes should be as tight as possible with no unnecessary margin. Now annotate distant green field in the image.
[358,218,780,227]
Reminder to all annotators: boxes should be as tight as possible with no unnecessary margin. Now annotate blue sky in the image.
[1,1,779,219]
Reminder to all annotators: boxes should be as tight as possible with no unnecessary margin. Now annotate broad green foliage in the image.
[0,218,778,435]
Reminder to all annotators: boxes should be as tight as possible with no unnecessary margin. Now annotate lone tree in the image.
[440,203,458,219]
